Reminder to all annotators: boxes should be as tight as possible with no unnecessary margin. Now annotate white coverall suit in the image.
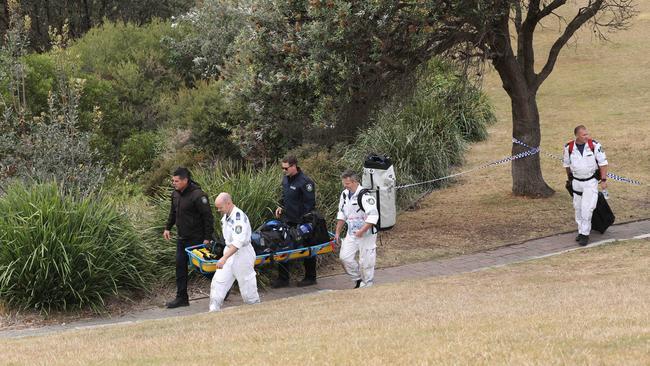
[337,189,380,287]
[563,140,608,236]
[209,206,260,312]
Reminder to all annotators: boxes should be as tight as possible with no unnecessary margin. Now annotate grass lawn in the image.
[380,2,650,267]
[1,239,647,365]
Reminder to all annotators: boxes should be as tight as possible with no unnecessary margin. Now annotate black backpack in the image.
[252,220,295,254]
[565,187,615,234]
[300,211,330,246]
[591,192,615,234]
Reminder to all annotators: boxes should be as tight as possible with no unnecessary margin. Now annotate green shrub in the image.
[157,80,243,158]
[22,53,57,115]
[68,20,180,82]
[419,60,495,142]
[0,183,154,312]
[120,131,164,172]
[61,20,185,154]
[141,144,205,195]
[1,72,108,196]
[344,60,495,208]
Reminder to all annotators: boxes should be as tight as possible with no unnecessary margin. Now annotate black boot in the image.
[354,279,362,289]
[575,234,582,242]
[166,296,189,309]
[578,235,589,246]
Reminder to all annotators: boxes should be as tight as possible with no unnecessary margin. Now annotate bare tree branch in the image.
[535,0,604,89]
[514,1,524,61]
[514,1,523,33]
[519,0,541,85]
[538,0,568,20]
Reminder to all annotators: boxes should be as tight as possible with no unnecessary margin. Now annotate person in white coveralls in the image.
[209,192,260,312]
[563,125,608,246]
[335,170,380,289]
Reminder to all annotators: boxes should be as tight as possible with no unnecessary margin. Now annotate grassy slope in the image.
[380,2,650,267]
[1,239,648,365]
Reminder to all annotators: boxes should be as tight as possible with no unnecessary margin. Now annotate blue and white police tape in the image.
[511,138,563,161]
[396,146,540,190]
[511,137,644,185]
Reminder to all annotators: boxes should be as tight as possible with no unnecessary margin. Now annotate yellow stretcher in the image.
[185,238,335,275]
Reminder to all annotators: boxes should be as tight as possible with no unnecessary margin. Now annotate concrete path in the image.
[2,219,649,339]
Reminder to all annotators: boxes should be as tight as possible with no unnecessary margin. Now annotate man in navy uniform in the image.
[163,167,215,308]
[273,155,318,287]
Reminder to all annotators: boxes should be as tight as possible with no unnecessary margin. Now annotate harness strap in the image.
[568,138,601,181]
[573,175,597,182]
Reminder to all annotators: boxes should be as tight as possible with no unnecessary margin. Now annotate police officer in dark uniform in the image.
[163,167,215,308]
[273,155,317,287]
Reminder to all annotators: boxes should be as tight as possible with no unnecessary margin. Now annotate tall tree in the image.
[473,0,636,196]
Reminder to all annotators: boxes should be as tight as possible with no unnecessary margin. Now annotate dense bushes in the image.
[158,80,243,158]
[344,60,496,208]
[65,20,184,153]
[120,131,164,173]
[0,183,154,312]
[58,21,246,164]
[1,66,107,196]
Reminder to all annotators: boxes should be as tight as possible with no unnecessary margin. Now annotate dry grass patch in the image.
[1,239,648,365]
[381,2,650,267]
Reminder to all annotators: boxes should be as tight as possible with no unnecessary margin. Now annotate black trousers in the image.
[175,238,200,299]
[278,221,317,281]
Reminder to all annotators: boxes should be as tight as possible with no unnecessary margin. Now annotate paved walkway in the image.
[2,219,649,339]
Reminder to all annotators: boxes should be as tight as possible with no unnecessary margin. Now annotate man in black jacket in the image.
[273,155,317,287]
[163,167,215,308]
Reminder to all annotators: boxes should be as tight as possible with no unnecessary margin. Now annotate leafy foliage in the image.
[158,80,244,159]
[0,183,154,312]
[120,131,164,173]
[162,0,251,81]
[1,8,107,195]
[344,59,495,208]
[215,0,465,157]
[64,20,185,153]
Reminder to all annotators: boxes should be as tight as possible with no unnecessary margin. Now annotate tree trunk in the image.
[490,27,555,198]
[510,92,554,197]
